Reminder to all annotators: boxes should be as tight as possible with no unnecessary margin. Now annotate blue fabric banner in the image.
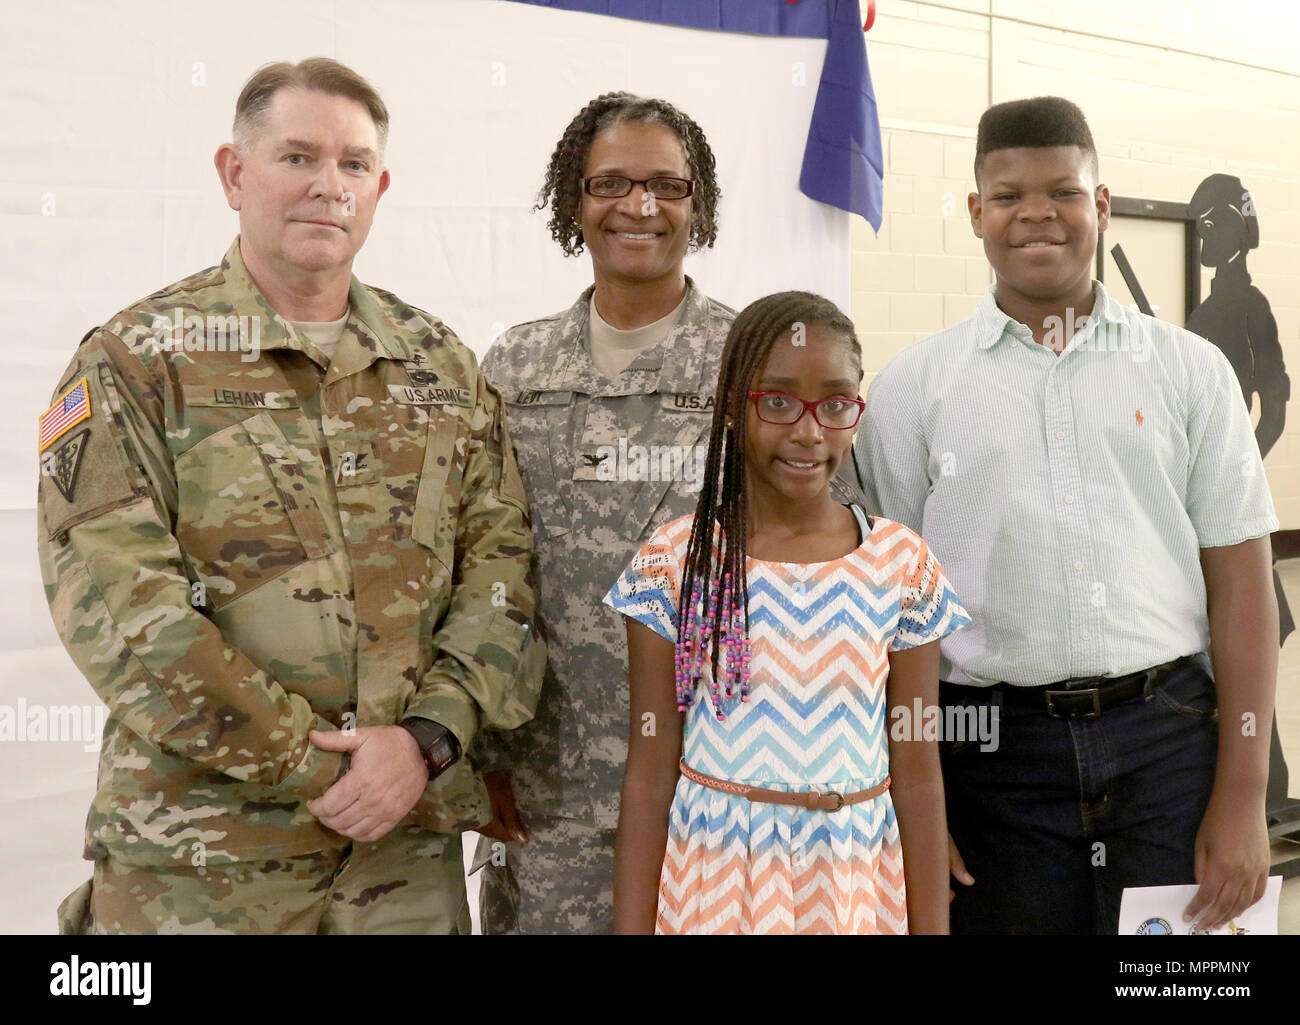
[500,0,883,230]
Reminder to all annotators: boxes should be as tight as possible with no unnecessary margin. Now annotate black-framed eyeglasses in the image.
[747,391,865,430]
[582,176,694,200]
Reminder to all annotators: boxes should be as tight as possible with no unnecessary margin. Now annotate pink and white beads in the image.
[674,570,752,720]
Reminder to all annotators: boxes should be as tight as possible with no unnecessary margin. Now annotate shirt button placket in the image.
[1045,361,1096,675]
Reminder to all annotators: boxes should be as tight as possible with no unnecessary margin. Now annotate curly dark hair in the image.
[536,92,721,257]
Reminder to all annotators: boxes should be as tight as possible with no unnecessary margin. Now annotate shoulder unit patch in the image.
[47,429,90,502]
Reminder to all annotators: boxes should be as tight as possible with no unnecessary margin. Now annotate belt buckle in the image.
[805,789,845,811]
[1045,687,1102,720]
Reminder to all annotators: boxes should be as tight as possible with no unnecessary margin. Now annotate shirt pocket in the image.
[174,410,335,610]
[411,409,468,574]
[503,391,572,540]
[602,401,712,543]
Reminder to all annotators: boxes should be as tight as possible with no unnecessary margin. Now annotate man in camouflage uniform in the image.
[36,58,540,933]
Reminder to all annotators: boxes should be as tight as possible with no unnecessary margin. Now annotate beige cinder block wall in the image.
[854,0,1300,529]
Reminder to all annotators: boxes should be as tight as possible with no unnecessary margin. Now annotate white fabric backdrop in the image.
[0,0,849,932]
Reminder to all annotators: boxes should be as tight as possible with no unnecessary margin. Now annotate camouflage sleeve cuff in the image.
[467,730,508,774]
[268,718,349,799]
[404,687,479,758]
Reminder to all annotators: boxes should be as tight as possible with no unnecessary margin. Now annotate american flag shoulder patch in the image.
[39,376,92,452]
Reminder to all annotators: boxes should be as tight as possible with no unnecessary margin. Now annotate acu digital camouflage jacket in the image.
[36,238,542,868]
[475,279,733,828]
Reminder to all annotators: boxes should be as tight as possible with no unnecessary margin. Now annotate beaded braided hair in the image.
[675,292,862,720]
[535,91,721,257]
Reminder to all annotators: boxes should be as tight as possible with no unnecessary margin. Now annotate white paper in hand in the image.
[1118,876,1281,935]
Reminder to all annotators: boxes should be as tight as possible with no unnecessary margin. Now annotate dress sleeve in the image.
[603,520,686,644]
[889,535,972,651]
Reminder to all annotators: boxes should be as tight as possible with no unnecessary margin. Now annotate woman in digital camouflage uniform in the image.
[472,93,734,934]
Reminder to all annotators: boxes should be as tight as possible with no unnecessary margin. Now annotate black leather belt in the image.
[941,654,1203,721]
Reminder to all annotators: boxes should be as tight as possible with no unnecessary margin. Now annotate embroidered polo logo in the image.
[49,429,90,502]
[1135,408,1144,425]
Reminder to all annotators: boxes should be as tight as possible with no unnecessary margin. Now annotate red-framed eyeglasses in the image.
[747,391,865,430]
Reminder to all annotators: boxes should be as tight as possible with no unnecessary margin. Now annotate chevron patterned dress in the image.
[605,511,970,934]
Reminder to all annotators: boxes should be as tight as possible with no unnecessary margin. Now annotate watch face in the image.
[429,736,456,771]
[402,719,456,774]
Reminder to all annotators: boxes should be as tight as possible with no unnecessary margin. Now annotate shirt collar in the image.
[540,275,715,394]
[219,237,419,367]
[976,279,1126,351]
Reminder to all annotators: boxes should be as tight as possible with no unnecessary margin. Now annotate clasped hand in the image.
[305,726,429,843]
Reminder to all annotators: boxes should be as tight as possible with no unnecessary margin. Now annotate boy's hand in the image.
[1183,789,1270,931]
[948,831,974,902]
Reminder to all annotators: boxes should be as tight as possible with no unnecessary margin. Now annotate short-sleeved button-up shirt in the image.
[856,281,1278,686]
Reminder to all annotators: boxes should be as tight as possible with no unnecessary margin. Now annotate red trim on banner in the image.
[787,0,875,32]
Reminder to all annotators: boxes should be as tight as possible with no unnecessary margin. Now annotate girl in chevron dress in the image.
[605,292,970,934]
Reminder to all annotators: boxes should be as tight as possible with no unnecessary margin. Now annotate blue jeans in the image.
[940,654,1219,935]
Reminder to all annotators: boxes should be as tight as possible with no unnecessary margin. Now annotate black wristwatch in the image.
[399,717,460,781]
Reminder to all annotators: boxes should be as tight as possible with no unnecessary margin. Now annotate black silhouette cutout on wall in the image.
[1186,174,1290,463]
[1098,181,1296,822]
[1185,173,1294,814]
[1184,175,1292,647]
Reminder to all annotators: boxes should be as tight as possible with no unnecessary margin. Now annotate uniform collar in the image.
[976,279,1126,351]
[537,276,715,395]
[219,237,419,372]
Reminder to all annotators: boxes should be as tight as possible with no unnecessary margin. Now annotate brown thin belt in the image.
[679,760,891,812]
